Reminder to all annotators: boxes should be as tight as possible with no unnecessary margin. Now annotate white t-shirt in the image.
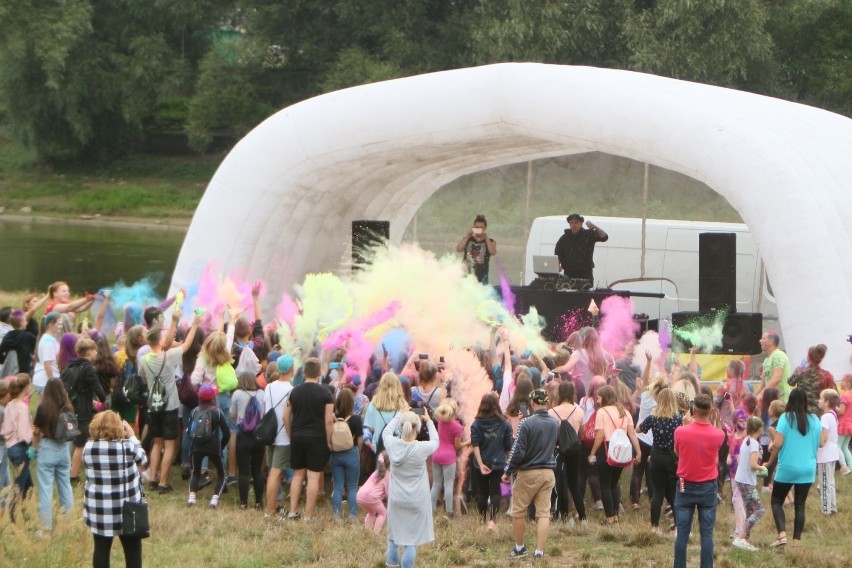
[32,334,59,388]
[734,437,760,485]
[817,411,840,464]
[264,380,294,446]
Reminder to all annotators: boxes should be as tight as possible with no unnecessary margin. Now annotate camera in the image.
[546,371,558,383]
[419,353,429,360]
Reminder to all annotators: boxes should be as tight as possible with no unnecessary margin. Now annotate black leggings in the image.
[596,446,623,517]
[771,481,811,540]
[474,468,503,522]
[93,534,142,568]
[190,451,227,495]
[648,448,677,527]
[579,445,602,504]
[629,440,653,505]
[236,432,265,506]
[554,452,586,520]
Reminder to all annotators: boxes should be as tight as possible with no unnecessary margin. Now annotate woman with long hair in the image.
[364,372,408,453]
[32,378,75,529]
[637,387,682,532]
[383,409,439,567]
[191,328,238,483]
[2,374,34,501]
[83,410,147,568]
[57,332,79,373]
[588,385,642,524]
[548,380,586,523]
[92,332,120,401]
[230,370,266,509]
[769,388,821,547]
[578,375,606,511]
[553,327,614,394]
[44,281,94,316]
[178,326,205,477]
[330,387,363,519]
[32,312,62,395]
[471,392,512,528]
[787,344,832,415]
[505,377,534,435]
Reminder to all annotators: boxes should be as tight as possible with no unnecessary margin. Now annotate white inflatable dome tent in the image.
[172,63,852,375]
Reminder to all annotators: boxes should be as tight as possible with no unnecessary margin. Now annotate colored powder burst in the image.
[632,330,663,372]
[108,275,163,311]
[658,319,672,351]
[555,309,589,342]
[187,263,259,316]
[374,328,412,371]
[505,307,549,356]
[347,244,494,354]
[496,260,516,315]
[293,273,353,347]
[322,301,401,384]
[672,310,727,353]
[598,296,639,354]
[274,293,301,328]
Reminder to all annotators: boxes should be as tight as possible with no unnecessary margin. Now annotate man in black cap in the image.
[554,213,608,285]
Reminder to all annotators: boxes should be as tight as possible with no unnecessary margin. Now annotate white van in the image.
[523,216,779,325]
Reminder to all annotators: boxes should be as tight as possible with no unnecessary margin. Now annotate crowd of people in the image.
[0,278,850,568]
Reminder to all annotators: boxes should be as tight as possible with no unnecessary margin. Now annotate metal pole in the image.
[641,162,649,278]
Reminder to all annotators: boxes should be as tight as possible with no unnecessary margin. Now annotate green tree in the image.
[186,37,272,153]
[767,0,852,116]
[624,0,772,87]
[0,0,225,161]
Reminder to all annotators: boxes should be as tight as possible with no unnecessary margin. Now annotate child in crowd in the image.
[727,409,748,540]
[837,375,852,476]
[0,380,10,494]
[431,398,467,517]
[817,389,841,516]
[733,416,767,551]
[187,384,230,508]
[357,451,390,535]
[762,400,786,490]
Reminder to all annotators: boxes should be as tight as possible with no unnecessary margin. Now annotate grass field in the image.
[3,461,850,568]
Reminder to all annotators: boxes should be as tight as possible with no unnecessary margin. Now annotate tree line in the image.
[0,0,848,163]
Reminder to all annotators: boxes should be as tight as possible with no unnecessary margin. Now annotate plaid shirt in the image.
[83,437,148,536]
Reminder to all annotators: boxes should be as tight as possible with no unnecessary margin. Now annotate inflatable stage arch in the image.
[172,63,852,374]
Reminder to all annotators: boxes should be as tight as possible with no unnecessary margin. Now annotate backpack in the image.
[604,410,633,467]
[239,392,262,434]
[414,388,439,442]
[254,389,291,446]
[374,411,396,455]
[331,416,354,451]
[581,408,598,449]
[189,406,217,443]
[55,409,81,442]
[553,406,581,456]
[145,355,167,414]
[115,359,146,406]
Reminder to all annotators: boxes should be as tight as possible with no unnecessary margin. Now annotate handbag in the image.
[121,441,150,539]
[581,408,598,449]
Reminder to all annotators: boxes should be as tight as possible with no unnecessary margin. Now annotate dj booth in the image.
[499,285,662,343]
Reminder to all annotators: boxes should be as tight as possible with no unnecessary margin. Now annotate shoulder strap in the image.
[424,388,437,406]
[552,407,563,421]
[566,405,578,421]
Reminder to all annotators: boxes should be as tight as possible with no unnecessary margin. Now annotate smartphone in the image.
[412,407,425,416]
[439,356,445,363]
[329,362,342,370]
[472,227,483,235]
[418,353,429,360]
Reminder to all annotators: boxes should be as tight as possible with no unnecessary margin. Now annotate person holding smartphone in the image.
[456,214,497,284]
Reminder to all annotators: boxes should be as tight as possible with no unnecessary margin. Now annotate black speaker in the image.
[352,220,390,270]
[699,232,736,314]
[670,311,762,355]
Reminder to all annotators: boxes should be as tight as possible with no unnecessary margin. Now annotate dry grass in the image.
[2,468,851,567]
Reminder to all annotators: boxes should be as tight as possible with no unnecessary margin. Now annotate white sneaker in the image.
[732,538,758,552]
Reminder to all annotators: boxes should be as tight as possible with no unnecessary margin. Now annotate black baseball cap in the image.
[566,213,584,223]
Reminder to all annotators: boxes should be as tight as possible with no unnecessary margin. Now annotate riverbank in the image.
[0,211,191,232]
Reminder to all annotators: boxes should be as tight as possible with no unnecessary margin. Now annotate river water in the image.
[0,218,184,297]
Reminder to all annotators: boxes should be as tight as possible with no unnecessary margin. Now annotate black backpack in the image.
[374,410,397,455]
[553,406,581,456]
[114,359,147,406]
[189,406,218,444]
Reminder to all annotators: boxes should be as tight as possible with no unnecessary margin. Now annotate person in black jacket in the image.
[0,310,36,375]
[61,337,107,482]
[188,384,230,508]
[503,389,559,560]
[470,392,513,528]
